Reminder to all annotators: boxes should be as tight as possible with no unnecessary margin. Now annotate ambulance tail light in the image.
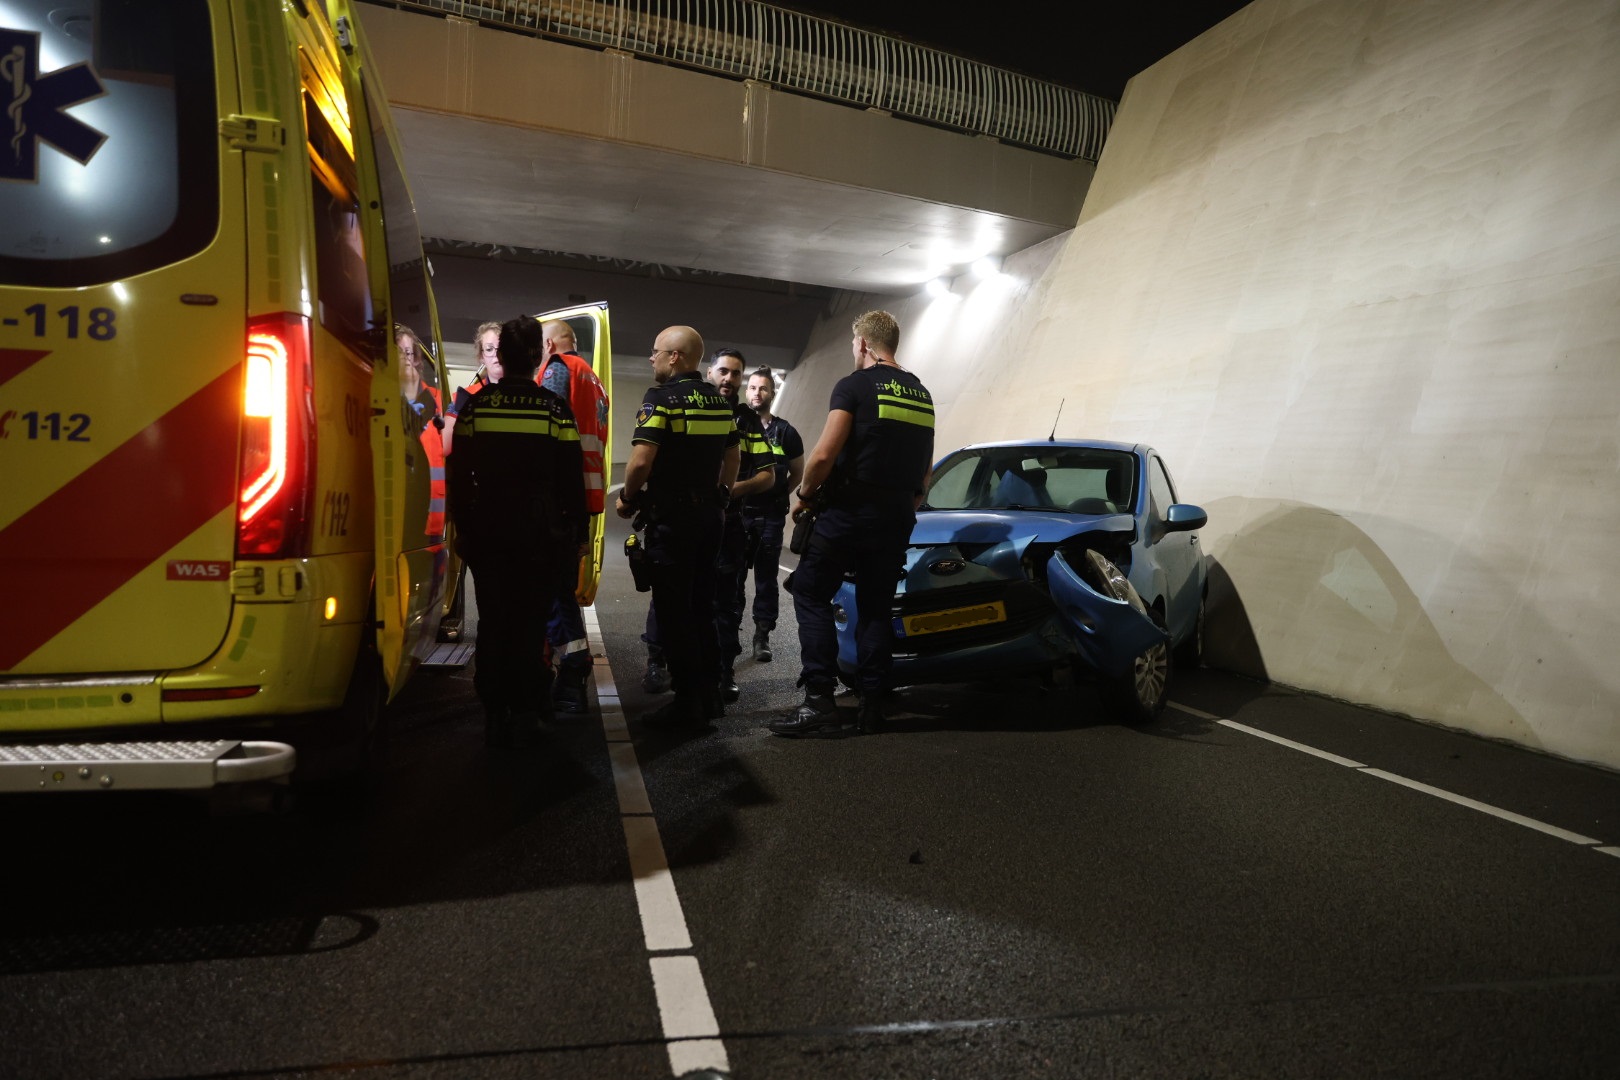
[237,314,314,559]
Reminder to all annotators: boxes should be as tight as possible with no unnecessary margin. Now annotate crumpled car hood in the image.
[910,509,1134,551]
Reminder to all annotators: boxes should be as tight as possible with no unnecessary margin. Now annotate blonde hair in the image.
[851,310,899,352]
[474,321,501,349]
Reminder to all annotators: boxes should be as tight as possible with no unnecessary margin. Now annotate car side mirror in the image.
[1164,503,1207,532]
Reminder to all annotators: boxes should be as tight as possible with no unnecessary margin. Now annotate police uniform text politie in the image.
[615,326,742,729]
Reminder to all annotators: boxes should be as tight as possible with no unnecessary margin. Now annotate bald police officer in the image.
[616,326,741,729]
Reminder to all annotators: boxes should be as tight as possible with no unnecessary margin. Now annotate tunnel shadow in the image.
[1198,496,1535,748]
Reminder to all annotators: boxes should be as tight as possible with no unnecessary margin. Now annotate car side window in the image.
[1149,457,1177,521]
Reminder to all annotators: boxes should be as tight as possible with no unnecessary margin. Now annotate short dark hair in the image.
[710,348,746,369]
[498,316,543,374]
[746,367,776,390]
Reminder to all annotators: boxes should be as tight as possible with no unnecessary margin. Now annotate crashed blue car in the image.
[834,439,1208,721]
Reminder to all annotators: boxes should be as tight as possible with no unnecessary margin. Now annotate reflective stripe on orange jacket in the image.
[541,352,608,514]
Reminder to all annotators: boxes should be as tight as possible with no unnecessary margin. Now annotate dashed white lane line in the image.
[584,605,731,1077]
[1170,701,1609,854]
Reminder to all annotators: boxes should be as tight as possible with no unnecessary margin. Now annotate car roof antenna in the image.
[1048,398,1065,442]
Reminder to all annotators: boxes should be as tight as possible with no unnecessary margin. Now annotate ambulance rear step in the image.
[0,740,295,793]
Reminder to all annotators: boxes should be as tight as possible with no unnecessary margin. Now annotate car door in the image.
[1144,453,1203,639]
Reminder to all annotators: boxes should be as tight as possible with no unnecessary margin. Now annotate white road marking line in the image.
[651,956,730,1075]
[1216,716,1367,768]
[583,605,731,1077]
[650,955,724,1036]
[1358,768,1601,846]
[622,816,693,951]
[1170,700,1613,855]
[609,743,654,814]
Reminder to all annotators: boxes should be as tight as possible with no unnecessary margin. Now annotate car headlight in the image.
[1084,550,1148,615]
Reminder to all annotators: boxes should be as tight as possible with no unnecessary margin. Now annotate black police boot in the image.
[719,666,740,703]
[700,688,726,721]
[552,667,589,716]
[642,658,671,695]
[752,628,772,663]
[857,694,886,735]
[768,692,845,738]
[641,695,707,730]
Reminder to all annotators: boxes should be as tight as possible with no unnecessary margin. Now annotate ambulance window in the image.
[363,74,433,366]
[0,0,217,287]
[304,71,373,354]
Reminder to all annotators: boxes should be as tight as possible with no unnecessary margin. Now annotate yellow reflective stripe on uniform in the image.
[478,416,567,436]
[877,394,935,428]
[668,405,735,437]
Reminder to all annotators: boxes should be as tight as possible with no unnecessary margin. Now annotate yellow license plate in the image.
[902,600,1007,637]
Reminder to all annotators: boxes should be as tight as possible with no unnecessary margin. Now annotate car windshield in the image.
[924,447,1138,514]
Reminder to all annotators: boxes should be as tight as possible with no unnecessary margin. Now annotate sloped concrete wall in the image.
[781,0,1620,768]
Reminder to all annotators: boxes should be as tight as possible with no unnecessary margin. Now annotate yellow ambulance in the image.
[0,0,453,790]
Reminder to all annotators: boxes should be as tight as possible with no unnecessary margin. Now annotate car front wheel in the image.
[1104,628,1170,724]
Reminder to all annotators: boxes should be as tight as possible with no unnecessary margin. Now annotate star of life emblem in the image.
[2,28,107,184]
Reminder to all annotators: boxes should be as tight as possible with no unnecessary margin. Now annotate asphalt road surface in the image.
[4,510,1618,1079]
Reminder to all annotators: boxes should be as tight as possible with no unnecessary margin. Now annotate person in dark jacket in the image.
[449,316,588,747]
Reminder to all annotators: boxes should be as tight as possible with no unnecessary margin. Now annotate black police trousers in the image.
[740,512,786,631]
[713,510,749,671]
[470,556,557,715]
[790,495,913,696]
[645,502,725,700]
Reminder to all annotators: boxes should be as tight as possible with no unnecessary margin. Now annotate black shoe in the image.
[719,671,740,703]
[857,695,886,735]
[641,696,707,730]
[752,630,772,662]
[642,659,671,695]
[700,690,726,721]
[768,693,846,738]
[552,671,589,715]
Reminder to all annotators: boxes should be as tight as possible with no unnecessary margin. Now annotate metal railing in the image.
[370,0,1115,160]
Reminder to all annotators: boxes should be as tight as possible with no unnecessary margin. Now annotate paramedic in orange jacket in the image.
[397,324,446,540]
[539,319,609,714]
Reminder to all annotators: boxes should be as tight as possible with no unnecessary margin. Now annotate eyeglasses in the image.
[650,348,678,359]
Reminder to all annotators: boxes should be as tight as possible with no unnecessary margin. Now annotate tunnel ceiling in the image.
[393,109,1072,295]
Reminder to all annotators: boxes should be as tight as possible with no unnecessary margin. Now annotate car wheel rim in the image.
[1134,643,1168,706]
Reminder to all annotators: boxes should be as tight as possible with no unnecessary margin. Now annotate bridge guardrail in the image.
[372,0,1114,160]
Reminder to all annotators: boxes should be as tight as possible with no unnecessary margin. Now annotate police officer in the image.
[708,349,776,700]
[449,317,587,747]
[740,366,804,662]
[616,326,740,729]
[770,310,934,738]
[636,348,772,703]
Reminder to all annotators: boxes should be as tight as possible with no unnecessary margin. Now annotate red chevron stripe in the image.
[0,366,241,669]
[0,348,51,389]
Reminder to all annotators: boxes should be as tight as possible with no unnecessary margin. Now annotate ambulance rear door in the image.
[346,14,446,697]
[537,302,612,605]
[0,1,246,684]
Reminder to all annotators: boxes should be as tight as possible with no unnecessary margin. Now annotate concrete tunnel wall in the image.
[774,0,1620,769]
